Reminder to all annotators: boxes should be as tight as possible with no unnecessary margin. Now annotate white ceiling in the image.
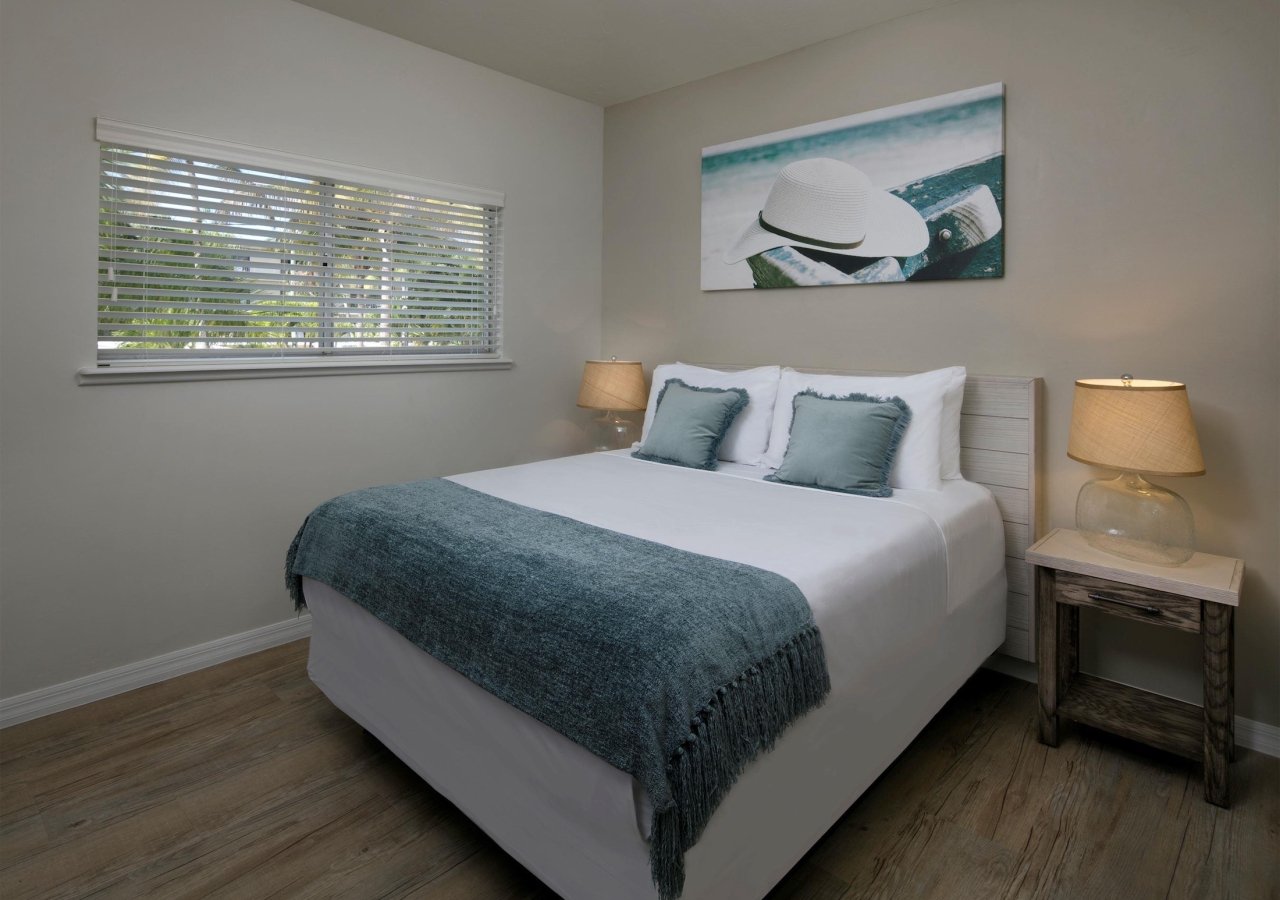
[293,0,954,106]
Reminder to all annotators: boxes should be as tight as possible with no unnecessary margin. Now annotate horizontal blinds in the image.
[98,143,502,362]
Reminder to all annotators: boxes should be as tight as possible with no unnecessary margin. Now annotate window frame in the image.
[81,119,511,384]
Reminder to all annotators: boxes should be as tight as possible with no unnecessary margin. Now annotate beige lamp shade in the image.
[577,359,647,411]
[1068,378,1205,476]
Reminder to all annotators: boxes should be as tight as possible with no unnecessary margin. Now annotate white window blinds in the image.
[96,121,503,365]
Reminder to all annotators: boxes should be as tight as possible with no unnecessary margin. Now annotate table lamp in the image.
[1068,375,1205,565]
[577,359,647,451]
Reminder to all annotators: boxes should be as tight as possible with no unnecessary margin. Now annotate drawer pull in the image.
[1088,591,1162,616]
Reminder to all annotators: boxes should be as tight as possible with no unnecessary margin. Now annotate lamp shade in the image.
[1068,378,1205,476]
[577,359,647,411]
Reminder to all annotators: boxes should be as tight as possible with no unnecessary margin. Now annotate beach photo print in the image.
[701,83,1004,291]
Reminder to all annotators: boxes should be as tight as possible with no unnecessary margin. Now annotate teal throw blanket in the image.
[286,478,829,900]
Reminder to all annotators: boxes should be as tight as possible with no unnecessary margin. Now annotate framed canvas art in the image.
[701,83,1004,291]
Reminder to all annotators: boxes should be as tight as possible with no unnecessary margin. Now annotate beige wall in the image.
[603,0,1279,724]
[0,0,602,696]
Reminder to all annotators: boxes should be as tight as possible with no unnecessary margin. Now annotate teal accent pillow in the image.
[765,390,912,496]
[632,379,749,470]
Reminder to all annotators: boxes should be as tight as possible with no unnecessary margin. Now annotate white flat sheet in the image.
[305,452,1007,900]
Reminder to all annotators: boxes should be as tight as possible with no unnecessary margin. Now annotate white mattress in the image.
[304,451,1007,900]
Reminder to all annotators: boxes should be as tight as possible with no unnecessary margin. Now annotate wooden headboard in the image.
[704,366,1043,662]
[953,373,1041,661]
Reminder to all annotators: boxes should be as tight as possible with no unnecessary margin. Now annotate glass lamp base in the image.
[1076,472,1196,566]
[590,411,636,452]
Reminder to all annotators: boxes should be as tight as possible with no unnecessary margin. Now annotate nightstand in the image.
[1027,528,1244,807]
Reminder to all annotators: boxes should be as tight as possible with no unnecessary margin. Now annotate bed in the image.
[295,369,1040,900]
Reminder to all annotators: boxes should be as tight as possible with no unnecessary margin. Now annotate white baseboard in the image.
[982,653,1279,759]
[3,629,1273,760]
[0,614,312,729]
[1235,716,1280,759]
[983,652,1038,684]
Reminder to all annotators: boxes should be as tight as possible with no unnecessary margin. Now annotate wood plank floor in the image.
[2,641,1276,899]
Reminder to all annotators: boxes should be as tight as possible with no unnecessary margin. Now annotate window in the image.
[93,119,504,376]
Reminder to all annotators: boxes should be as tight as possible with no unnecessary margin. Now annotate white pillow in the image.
[640,363,781,465]
[939,367,968,480]
[765,367,960,491]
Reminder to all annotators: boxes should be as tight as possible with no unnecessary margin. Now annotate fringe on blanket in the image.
[649,625,831,900]
[285,520,308,612]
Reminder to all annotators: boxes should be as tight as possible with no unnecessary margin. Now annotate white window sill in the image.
[77,357,515,385]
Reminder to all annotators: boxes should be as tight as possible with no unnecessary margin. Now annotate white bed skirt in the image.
[306,570,1003,900]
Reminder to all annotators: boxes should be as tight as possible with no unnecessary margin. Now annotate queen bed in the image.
[292,368,1040,900]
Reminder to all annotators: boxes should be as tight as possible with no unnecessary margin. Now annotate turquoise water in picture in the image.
[701,86,1004,290]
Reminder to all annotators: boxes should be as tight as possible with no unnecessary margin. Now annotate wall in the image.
[0,0,602,697]
[603,0,1279,725]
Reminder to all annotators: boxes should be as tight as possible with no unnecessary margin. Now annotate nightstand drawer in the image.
[1054,570,1201,632]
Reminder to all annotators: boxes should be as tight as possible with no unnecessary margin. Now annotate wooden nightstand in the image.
[1027,528,1244,807]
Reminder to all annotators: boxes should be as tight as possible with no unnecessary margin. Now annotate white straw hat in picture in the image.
[723,157,929,264]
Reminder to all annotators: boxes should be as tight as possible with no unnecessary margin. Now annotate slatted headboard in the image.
[705,366,1042,662]
[954,373,1041,661]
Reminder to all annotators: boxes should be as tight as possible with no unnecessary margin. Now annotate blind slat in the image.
[102,155,500,222]
[101,175,499,229]
[100,210,493,256]
[100,188,496,237]
[101,275,491,298]
[99,345,495,360]
[98,336,494,348]
[99,266,494,290]
[98,260,495,287]
[96,296,497,316]
[99,235,495,273]
[100,323,497,337]
[99,229,493,269]
[100,286,492,306]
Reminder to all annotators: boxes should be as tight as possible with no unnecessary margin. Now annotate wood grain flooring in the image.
[2,641,1276,899]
